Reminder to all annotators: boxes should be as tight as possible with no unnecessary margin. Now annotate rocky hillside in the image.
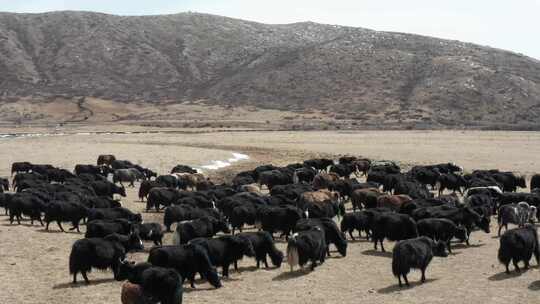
[1,11,539,128]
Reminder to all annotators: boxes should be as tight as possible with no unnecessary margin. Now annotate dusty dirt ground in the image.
[0,129,539,304]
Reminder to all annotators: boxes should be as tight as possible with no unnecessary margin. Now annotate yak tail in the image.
[138,186,145,201]
[391,246,402,277]
[497,242,511,264]
[69,242,90,274]
[530,226,540,263]
[286,234,300,271]
[69,249,78,274]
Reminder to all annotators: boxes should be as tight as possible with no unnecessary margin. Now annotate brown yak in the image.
[312,172,340,190]
[377,194,412,211]
[351,188,382,210]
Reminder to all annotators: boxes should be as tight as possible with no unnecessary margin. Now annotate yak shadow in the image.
[221,276,241,282]
[346,238,370,244]
[327,253,346,260]
[35,228,81,235]
[235,266,260,273]
[377,278,438,294]
[528,280,540,291]
[488,270,526,281]
[272,269,311,281]
[183,286,216,293]
[362,249,392,258]
[1,223,41,228]
[452,243,485,249]
[52,278,116,289]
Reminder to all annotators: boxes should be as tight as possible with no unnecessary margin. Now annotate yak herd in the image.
[1,155,540,303]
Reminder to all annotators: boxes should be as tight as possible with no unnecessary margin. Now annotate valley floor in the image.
[0,129,539,304]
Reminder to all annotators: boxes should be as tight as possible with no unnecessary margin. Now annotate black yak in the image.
[85,219,134,238]
[340,211,371,240]
[104,232,145,252]
[371,213,418,252]
[69,237,127,283]
[190,235,255,277]
[236,231,284,269]
[133,222,165,246]
[147,244,221,288]
[44,201,89,232]
[392,236,448,287]
[259,205,303,240]
[173,216,230,245]
[118,263,183,304]
[295,217,347,257]
[498,225,540,274]
[417,218,468,253]
[88,207,142,223]
[286,227,326,271]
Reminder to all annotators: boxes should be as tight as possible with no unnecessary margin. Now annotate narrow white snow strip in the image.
[200,152,250,171]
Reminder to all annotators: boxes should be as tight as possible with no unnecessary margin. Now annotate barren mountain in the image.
[0,11,539,128]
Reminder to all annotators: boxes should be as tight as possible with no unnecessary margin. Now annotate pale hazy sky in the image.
[1,0,539,59]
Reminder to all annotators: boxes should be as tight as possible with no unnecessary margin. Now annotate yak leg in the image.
[68,221,77,231]
[403,274,409,286]
[309,260,317,271]
[222,264,230,277]
[349,230,355,240]
[72,272,78,284]
[380,240,386,252]
[505,262,510,274]
[45,221,50,230]
[81,271,90,284]
[263,256,269,268]
[71,221,81,233]
[57,221,65,232]
[513,259,521,273]
[189,275,196,288]
[420,267,427,282]
[397,275,403,287]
